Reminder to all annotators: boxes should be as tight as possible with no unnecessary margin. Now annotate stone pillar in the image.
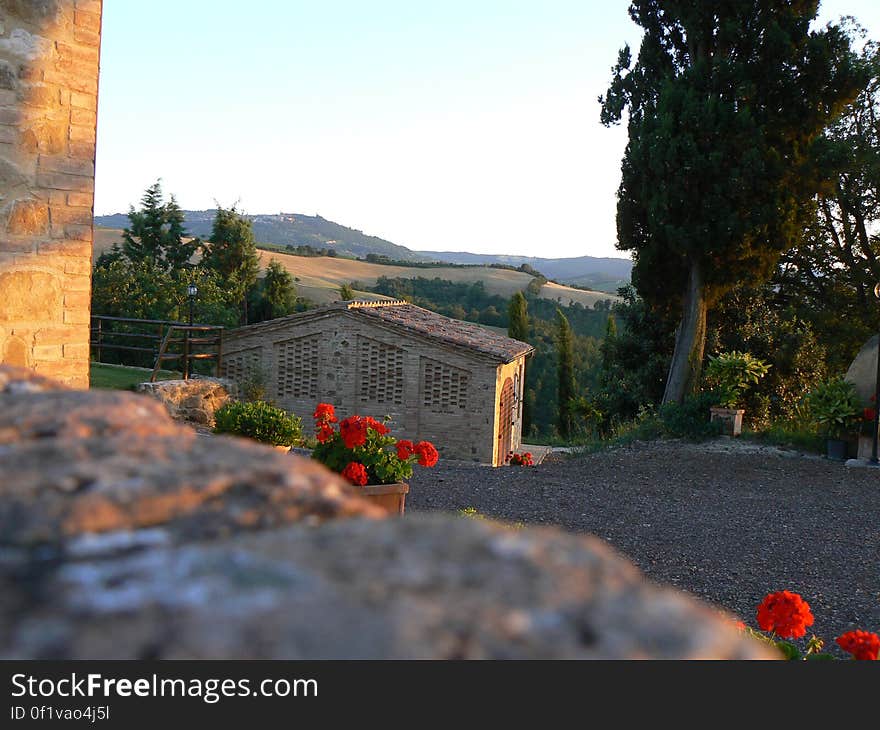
[0,0,102,388]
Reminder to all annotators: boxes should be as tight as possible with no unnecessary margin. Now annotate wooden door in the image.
[498,377,515,464]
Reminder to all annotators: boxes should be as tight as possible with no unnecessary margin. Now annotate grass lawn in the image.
[90,363,180,390]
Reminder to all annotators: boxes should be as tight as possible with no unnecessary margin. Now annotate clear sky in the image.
[93,1,880,260]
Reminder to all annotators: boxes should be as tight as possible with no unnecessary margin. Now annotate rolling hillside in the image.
[94,210,633,292]
[416,251,632,293]
[93,227,618,308]
[255,250,617,308]
[95,211,425,262]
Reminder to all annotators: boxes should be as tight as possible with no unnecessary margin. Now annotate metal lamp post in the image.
[184,284,198,380]
[872,283,880,465]
[187,283,198,326]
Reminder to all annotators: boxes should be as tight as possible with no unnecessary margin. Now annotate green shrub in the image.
[213,400,303,447]
[704,351,771,408]
[803,377,861,439]
[657,391,723,440]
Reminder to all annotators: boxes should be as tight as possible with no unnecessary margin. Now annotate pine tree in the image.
[555,308,575,440]
[600,2,865,404]
[201,206,260,325]
[120,181,197,273]
[339,283,355,301]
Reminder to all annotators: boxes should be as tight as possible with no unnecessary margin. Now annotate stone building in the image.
[0,1,103,388]
[221,300,534,466]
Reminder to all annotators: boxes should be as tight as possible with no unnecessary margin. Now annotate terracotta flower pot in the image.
[273,444,292,453]
[361,482,409,515]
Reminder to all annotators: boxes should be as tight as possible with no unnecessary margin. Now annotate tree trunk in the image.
[662,259,708,405]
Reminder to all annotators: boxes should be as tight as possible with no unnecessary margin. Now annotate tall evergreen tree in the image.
[261,259,298,321]
[555,308,575,440]
[600,1,864,404]
[775,38,880,368]
[120,181,197,272]
[508,291,530,342]
[201,206,261,325]
[508,291,532,432]
[601,313,618,372]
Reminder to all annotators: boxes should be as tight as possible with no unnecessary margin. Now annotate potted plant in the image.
[213,400,303,451]
[311,403,438,515]
[703,351,771,436]
[804,377,862,461]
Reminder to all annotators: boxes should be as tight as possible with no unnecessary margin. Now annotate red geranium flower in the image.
[313,403,338,423]
[864,408,877,422]
[341,461,368,486]
[364,416,390,435]
[340,416,368,449]
[836,630,880,660]
[756,591,814,639]
[316,423,335,444]
[396,439,415,460]
[414,441,439,467]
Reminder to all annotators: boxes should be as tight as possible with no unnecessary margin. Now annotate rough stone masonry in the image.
[0,365,775,658]
[0,0,102,388]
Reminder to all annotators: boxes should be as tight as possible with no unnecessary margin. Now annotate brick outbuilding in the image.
[221,300,533,465]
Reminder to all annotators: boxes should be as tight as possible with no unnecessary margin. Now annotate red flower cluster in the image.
[338,415,391,449]
[414,441,439,467]
[314,403,339,443]
[864,407,877,423]
[397,439,414,460]
[313,403,338,423]
[310,403,438,487]
[756,591,815,639]
[508,451,534,467]
[341,461,368,487]
[836,630,880,661]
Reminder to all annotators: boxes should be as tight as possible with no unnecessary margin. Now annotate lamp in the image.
[187,283,198,326]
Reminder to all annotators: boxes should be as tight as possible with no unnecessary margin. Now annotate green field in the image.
[90,363,179,390]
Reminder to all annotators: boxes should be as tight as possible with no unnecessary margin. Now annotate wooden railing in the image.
[90,315,224,381]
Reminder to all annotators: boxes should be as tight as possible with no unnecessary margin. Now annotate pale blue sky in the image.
[94,1,880,259]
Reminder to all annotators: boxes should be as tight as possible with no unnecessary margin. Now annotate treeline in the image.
[92,181,308,366]
[361,275,612,437]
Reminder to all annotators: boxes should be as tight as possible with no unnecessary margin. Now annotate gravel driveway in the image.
[407,439,880,653]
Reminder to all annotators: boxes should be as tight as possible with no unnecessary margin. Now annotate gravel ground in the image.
[407,439,880,653]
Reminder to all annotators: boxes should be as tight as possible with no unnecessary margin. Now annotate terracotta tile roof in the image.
[346,301,533,363]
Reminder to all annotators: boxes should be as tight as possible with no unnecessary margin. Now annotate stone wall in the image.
[223,309,521,465]
[137,377,236,426]
[0,0,102,389]
[0,364,775,659]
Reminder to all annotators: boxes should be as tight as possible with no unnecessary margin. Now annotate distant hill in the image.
[94,211,426,262]
[91,227,618,309]
[94,210,632,293]
[416,251,632,293]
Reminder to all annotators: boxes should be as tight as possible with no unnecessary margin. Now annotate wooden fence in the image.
[90,315,224,382]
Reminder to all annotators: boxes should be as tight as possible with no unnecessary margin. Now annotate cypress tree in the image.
[600,2,865,404]
[508,291,530,342]
[556,308,575,440]
[508,291,532,432]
